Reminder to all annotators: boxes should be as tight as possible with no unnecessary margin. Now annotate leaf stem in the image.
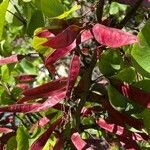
[75,50,97,132]
[10,0,27,25]
[7,10,26,25]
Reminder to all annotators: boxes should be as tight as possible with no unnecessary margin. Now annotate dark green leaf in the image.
[141,109,150,134]
[133,80,150,92]
[27,10,44,36]
[107,84,127,111]
[111,67,136,83]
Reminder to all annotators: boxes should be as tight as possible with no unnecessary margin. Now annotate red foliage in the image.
[43,25,82,49]
[116,82,150,108]
[0,55,24,65]
[66,54,80,99]
[31,117,62,150]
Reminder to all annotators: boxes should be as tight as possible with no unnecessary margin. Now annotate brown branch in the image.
[118,0,144,29]
[96,0,105,23]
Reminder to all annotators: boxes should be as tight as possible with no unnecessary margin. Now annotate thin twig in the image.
[10,0,27,25]
[7,10,25,25]
[75,50,97,132]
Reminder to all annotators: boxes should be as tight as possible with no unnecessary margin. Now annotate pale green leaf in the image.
[54,5,81,19]
[131,20,150,75]
[0,0,9,40]
[16,126,29,150]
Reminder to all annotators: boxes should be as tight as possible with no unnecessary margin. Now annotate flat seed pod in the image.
[43,25,81,49]
[92,24,138,48]
[30,118,62,150]
[0,55,24,65]
[66,54,80,99]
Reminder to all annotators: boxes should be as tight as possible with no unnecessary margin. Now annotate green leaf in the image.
[0,85,5,104]
[41,0,65,18]
[0,90,15,105]
[98,50,123,76]
[0,0,9,40]
[131,20,150,75]
[133,80,150,92]
[7,136,17,150]
[109,2,127,15]
[107,84,127,111]
[141,109,150,134]
[1,65,10,82]
[5,2,16,24]
[54,4,80,19]
[22,0,31,2]
[20,59,37,74]
[111,67,136,83]
[0,65,15,84]
[27,10,44,36]
[34,0,41,10]
[109,2,119,15]
[16,126,29,150]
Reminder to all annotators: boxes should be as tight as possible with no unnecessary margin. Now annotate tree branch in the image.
[96,0,105,23]
[118,0,144,29]
[74,50,97,132]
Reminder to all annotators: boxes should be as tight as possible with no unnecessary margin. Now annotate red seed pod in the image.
[36,29,55,38]
[45,29,93,66]
[29,89,66,113]
[30,118,62,150]
[15,75,37,82]
[0,54,24,65]
[92,24,138,48]
[43,25,82,49]
[0,103,40,113]
[66,54,80,99]
[0,127,13,134]
[116,82,150,108]
[23,77,67,97]
[71,132,88,150]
